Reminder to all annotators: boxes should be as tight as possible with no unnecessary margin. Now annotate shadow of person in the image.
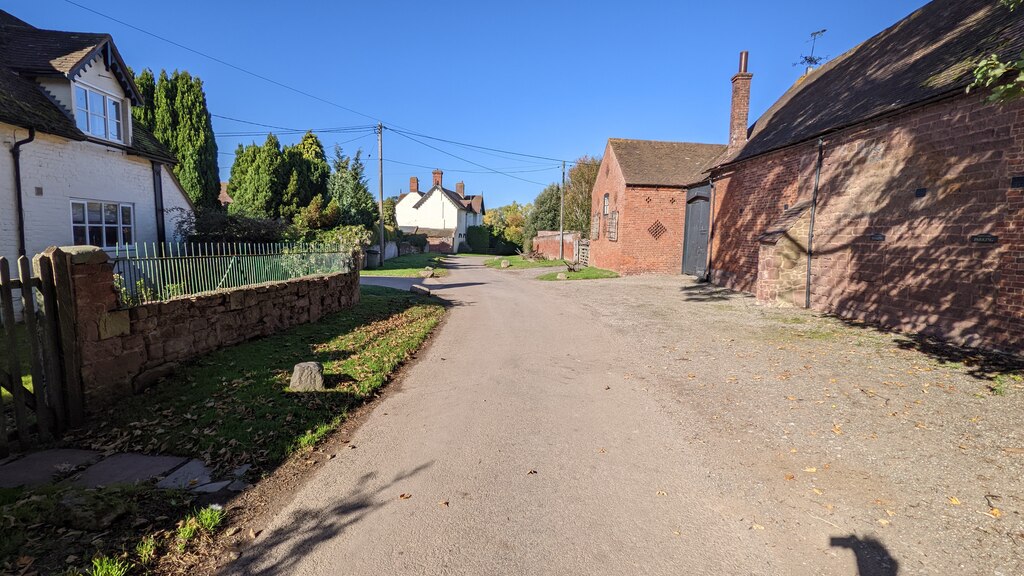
[830,535,899,576]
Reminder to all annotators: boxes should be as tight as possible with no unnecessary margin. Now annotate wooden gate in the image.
[577,239,590,267]
[0,253,78,456]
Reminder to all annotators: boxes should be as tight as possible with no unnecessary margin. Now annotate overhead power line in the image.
[384,158,560,175]
[62,1,569,187]
[62,0,395,127]
[389,128,573,165]
[390,129,548,186]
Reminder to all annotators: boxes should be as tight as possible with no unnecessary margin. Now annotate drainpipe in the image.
[704,176,716,282]
[805,138,824,309]
[11,127,36,257]
[151,161,166,244]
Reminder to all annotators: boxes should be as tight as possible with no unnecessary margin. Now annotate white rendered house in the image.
[395,169,484,253]
[0,9,194,269]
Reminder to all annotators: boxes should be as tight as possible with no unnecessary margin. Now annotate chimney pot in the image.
[456,181,465,198]
[409,176,419,194]
[739,50,749,74]
[432,169,443,187]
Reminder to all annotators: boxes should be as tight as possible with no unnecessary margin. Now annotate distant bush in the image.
[458,241,472,253]
[405,234,428,249]
[466,225,490,253]
[172,207,287,244]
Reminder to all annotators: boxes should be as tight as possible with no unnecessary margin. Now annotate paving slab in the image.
[74,453,187,487]
[191,480,231,494]
[155,458,212,490]
[0,449,101,488]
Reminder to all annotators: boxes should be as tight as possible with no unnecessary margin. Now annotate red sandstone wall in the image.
[68,248,361,412]
[712,92,1024,351]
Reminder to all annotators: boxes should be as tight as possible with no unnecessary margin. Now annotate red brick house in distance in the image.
[708,0,1024,352]
[588,139,725,275]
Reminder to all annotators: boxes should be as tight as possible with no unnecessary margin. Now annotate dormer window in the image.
[75,84,123,143]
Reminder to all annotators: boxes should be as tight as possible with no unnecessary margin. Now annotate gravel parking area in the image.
[551,273,1024,575]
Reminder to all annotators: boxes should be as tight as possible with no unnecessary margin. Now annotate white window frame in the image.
[70,200,135,249]
[74,82,125,143]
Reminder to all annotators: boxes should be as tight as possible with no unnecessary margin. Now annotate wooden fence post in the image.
[34,252,67,433]
[0,257,31,450]
[18,256,53,441]
[47,247,85,427]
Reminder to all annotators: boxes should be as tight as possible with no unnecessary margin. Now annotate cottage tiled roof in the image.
[412,185,485,214]
[731,0,1024,164]
[0,9,173,163]
[608,138,727,187]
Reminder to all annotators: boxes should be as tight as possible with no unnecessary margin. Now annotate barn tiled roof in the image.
[0,9,173,163]
[730,0,1024,164]
[608,138,727,187]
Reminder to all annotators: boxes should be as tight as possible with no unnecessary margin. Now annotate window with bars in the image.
[71,200,134,249]
[606,211,619,241]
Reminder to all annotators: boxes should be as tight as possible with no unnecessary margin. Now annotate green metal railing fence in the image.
[112,242,355,307]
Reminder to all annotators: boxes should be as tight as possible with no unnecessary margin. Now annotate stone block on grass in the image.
[290,362,325,391]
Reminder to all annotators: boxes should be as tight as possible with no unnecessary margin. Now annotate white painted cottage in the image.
[395,169,484,253]
[0,10,194,268]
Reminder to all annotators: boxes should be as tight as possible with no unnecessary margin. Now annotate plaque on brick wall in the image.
[869,233,885,242]
[1012,176,1024,189]
[970,234,998,244]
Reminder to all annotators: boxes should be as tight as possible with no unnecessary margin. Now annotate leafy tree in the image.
[565,156,601,237]
[328,146,376,229]
[484,202,531,249]
[135,68,220,208]
[293,194,341,234]
[524,184,561,249]
[970,0,1024,102]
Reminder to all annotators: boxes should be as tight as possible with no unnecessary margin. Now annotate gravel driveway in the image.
[230,257,1024,575]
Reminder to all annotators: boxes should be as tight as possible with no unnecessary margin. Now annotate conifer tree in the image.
[328,146,376,229]
[135,68,221,209]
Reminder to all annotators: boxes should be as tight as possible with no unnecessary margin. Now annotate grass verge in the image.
[3,285,445,575]
[484,255,566,269]
[360,253,449,277]
[537,267,619,281]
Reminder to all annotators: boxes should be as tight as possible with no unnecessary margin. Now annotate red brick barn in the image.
[709,0,1024,352]
[588,139,726,275]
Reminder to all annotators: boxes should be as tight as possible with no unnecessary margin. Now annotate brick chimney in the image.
[456,181,465,198]
[410,176,419,194]
[728,51,753,156]
[432,169,443,187]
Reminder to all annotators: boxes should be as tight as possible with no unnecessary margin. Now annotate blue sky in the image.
[10,0,928,207]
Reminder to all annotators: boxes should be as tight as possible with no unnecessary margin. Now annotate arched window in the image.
[602,194,610,216]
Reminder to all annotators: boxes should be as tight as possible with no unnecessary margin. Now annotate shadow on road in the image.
[830,535,899,576]
[230,461,434,576]
[432,282,487,291]
[679,282,741,302]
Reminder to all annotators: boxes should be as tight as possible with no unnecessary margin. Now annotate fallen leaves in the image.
[527,470,538,475]
[656,491,668,497]
[948,496,961,506]
[399,493,412,500]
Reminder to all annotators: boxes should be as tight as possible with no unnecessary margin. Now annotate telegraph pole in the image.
[559,160,565,260]
[377,123,385,267]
